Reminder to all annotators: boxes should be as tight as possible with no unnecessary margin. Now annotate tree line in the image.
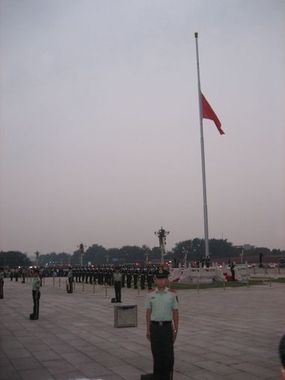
[1,238,284,268]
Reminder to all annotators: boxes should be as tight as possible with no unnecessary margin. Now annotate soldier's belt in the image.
[151,321,172,326]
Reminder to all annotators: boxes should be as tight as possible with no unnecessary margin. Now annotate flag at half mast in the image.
[202,93,225,135]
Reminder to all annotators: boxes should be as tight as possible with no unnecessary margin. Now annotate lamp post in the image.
[155,227,169,264]
[142,245,150,266]
[182,247,188,267]
[240,248,244,264]
[78,243,85,267]
[236,245,244,264]
[35,251,40,267]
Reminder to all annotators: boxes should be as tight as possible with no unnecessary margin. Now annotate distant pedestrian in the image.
[145,268,179,380]
[0,267,4,299]
[30,269,41,320]
[230,262,235,281]
[279,334,285,380]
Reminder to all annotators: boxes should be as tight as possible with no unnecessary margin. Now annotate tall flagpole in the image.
[195,32,210,259]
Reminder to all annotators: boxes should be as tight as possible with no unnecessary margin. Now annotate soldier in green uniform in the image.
[133,270,138,289]
[113,267,122,303]
[140,269,146,290]
[30,269,41,320]
[0,267,4,299]
[126,270,132,288]
[67,267,73,293]
[279,334,285,380]
[147,268,154,290]
[144,269,179,380]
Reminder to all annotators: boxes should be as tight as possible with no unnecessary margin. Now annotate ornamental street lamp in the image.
[78,243,86,267]
[236,245,245,264]
[182,247,188,267]
[35,251,40,267]
[142,245,150,266]
[154,227,170,264]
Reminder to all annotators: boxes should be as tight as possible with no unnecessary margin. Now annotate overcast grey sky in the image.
[1,0,284,255]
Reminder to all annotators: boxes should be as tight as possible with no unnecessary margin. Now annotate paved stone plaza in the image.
[0,278,284,380]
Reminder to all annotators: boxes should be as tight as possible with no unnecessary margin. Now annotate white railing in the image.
[170,264,285,284]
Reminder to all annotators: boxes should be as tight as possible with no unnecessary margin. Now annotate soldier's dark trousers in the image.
[32,290,40,319]
[0,280,4,299]
[114,281,122,302]
[150,322,174,380]
[68,279,73,293]
[127,277,132,288]
[134,278,138,289]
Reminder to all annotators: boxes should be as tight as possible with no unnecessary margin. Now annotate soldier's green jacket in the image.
[144,287,178,321]
[32,277,41,291]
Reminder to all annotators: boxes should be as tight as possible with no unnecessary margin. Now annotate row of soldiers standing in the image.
[71,267,157,290]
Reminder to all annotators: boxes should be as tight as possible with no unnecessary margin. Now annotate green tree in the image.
[209,239,236,259]
[73,244,107,266]
[38,252,71,266]
[0,251,31,267]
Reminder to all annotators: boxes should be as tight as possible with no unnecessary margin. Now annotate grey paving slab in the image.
[41,359,77,375]
[10,357,42,371]
[18,368,56,380]
[3,349,32,360]
[0,278,284,379]
[0,365,21,380]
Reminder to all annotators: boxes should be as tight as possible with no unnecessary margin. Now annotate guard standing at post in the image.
[140,269,146,290]
[126,270,132,288]
[133,270,138,289]
[113,267,122,303]
[0,267,4,299]
[144,268,179,380]
[147,269,154,290]
[67,267,73,293]
[30,269,41,320]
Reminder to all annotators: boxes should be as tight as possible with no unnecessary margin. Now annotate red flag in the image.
[202,93,224,135]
